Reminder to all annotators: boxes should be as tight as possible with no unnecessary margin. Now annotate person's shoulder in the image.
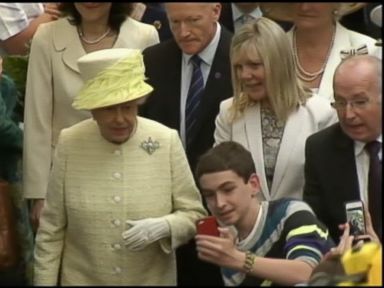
[0,74,18,107]
[216,24,233,50]
[304,95,336,120]
[266,198,314,219]
[0,74,17,92]
[122,17,158,33]
[306,94,331,107]
[142,39,179,65]
[143,37,177,55]
[138,116,177,135]
[306,123,341,146]
[33,17,69,40]
[220,97,234,108]
[285,198,314,211]
[220,24,234,40]
[337,22,376,45]
[60,118,97,140]
[304,95,333,114]
[40,17,69,31]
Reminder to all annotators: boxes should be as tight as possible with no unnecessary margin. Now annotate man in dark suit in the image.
[141,3,173,42]
[304,55,382,244]
[139,3,233,286]
[219,2,292,32]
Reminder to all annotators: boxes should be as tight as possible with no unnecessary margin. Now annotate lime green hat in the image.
[73,48,153,110]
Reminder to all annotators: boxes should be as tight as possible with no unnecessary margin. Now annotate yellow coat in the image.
[23,17,159,199]
[34,117,207,285]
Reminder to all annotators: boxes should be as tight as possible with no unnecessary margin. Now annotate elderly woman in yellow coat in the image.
[33,48,207,285]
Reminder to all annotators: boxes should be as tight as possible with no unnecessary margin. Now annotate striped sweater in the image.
[222,198,334,286]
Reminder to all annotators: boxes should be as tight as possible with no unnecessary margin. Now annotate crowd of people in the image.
[0,2,382,286]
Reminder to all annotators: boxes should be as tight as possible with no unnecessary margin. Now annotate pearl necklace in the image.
[293,27,335,82]
[78,27,111,45]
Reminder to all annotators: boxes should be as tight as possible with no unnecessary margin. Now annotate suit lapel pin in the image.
[153,20,162,30]
[140,137,160,155]
[215,72,221,79]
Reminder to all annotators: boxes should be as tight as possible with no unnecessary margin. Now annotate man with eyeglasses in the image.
[303,55,382,244]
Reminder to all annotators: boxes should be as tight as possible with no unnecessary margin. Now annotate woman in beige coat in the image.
[262,3,376,101]
[23,3,159,231]
[33,48,207,285]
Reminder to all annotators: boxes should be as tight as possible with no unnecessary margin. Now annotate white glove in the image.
[122,217,170,251]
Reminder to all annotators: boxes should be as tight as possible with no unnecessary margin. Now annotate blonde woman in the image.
[214,17,337,201]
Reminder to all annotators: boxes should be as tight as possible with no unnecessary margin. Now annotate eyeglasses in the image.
[330,98,372,111]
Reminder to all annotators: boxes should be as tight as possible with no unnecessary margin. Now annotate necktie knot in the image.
[365,141,381,157]
[190,55,202,67]
[241,14,253,24]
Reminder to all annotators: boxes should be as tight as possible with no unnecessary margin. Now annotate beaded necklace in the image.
[78,27,111,45]
[293,27,336,82]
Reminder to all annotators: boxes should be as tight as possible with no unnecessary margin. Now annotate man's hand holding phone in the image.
[345,201,366,236]
[344,201,373,246]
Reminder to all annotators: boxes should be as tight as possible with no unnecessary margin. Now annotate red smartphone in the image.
[196,216,220,236]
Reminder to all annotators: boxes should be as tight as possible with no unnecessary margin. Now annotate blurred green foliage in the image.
[2,55,29,99]
[2,56,29,122]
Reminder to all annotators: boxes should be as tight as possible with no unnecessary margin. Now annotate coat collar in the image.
[52,18,134,74]
[243,103,270,201]
[243,103,304,200]
[52,18,85,73]
[271,105,303,198]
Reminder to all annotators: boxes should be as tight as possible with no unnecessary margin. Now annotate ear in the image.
[248,173,261,197]
[212,3,222,21]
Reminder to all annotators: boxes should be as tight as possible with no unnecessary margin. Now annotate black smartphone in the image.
[345,200,366,236]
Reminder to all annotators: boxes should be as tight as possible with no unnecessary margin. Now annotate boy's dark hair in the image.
[195,141,256,184]
[58,3,133,33]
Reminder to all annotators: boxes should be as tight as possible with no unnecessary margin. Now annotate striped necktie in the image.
[185,55,204,149]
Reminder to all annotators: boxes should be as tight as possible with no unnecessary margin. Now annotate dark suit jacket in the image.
[219,3,293,32]
[141,3,173,42]
[140,27,233,171]
[340,3,382,39]
[303,123,360,243]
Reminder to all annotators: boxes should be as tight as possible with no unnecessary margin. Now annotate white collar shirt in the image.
[180,22,221,148]
[231,3,263,33]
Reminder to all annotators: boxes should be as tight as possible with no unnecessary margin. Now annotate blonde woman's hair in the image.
[229,17,310,122]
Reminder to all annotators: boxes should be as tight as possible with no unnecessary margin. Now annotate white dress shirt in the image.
[179,23,221,147]
[231,3,263,32]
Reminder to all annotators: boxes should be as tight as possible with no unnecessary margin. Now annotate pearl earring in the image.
[333,10,339,16]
